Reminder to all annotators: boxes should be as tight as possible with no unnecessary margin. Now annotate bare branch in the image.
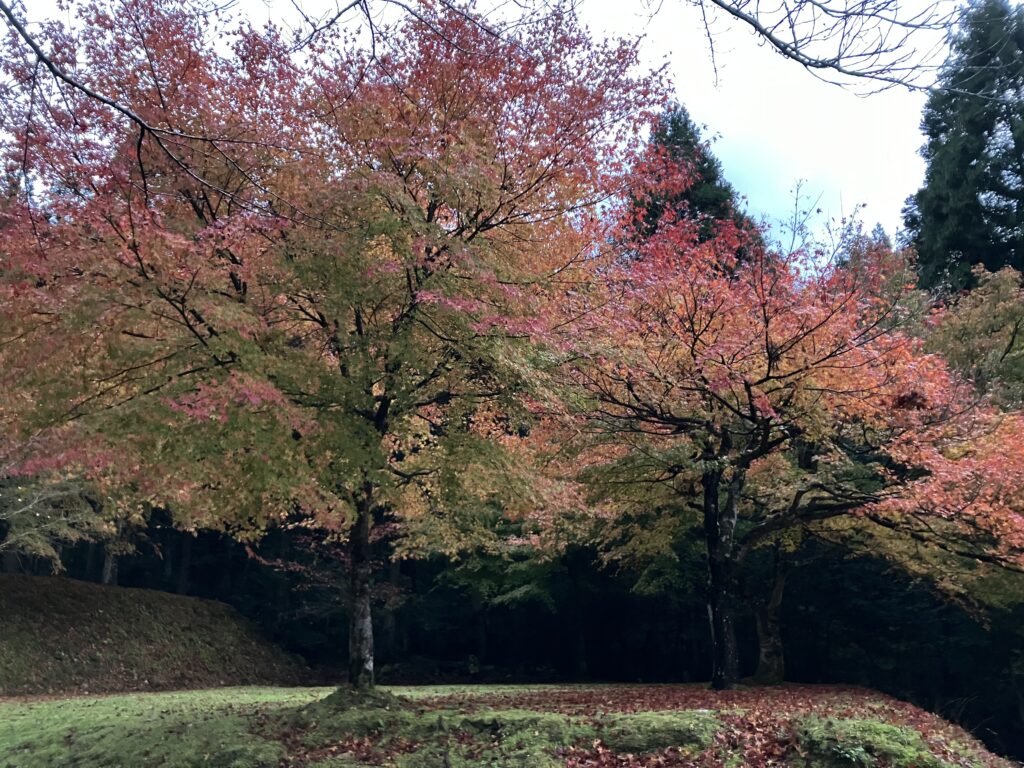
[698,0,958,91]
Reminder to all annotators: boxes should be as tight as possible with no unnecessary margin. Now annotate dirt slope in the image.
[0,573,309,695]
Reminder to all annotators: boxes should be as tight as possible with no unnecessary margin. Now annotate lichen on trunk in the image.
[347,499,375,689]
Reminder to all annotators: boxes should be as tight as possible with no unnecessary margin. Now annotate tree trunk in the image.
[706,556,738,689]
[100,545,118,586]
[753,564,787,684]
[703,469,740,690]
[347,494,374,689]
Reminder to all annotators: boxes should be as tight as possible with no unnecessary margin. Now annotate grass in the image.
[0,574,309,695]
[0,687,326,768]
[0,684,1016,768]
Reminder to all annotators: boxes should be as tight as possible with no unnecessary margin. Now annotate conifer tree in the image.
[633,104,753,244]
[904,0,1024,290]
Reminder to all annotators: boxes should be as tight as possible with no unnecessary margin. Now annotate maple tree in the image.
[924,266,1024,407]
[0,0,658,687]
[547,151,1024,689]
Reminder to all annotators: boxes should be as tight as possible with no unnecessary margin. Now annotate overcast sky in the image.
[23,0,945,237]
[574,0,937,239]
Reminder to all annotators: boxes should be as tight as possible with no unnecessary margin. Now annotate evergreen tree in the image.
[636,103,753,243]
[904,0,1024,290]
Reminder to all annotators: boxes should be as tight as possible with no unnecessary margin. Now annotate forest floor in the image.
[0,683,1018,768]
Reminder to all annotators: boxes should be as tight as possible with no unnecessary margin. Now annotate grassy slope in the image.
[0,574,308,695]
[0,684,1018,768]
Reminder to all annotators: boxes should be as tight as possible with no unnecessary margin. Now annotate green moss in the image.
[289,702,594,767]
[390,710,590,768]
[599,710,719,754]
[0,687,327,768]
[457,709,592,743]
[0,686,1009,768]
[318,686,406,711]
[384,683,561,699]
[391,742,565,768]
[944,738,999,766]
[797,717,953,768]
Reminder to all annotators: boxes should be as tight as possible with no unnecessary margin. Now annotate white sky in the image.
[574,0,935,238]
[23,0,943,236]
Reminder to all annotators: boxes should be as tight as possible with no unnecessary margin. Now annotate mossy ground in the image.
[0,684,1015,768]
[0,687,322,768]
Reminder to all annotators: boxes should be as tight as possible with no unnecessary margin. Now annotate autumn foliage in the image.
[2,0,1024,698]
[539,148,1024,687]
[0,0,662,686]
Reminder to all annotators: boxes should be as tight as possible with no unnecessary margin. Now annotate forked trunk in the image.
[347,498,374,689]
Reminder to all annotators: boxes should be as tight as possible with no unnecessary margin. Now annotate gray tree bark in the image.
[347,491,375,689]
